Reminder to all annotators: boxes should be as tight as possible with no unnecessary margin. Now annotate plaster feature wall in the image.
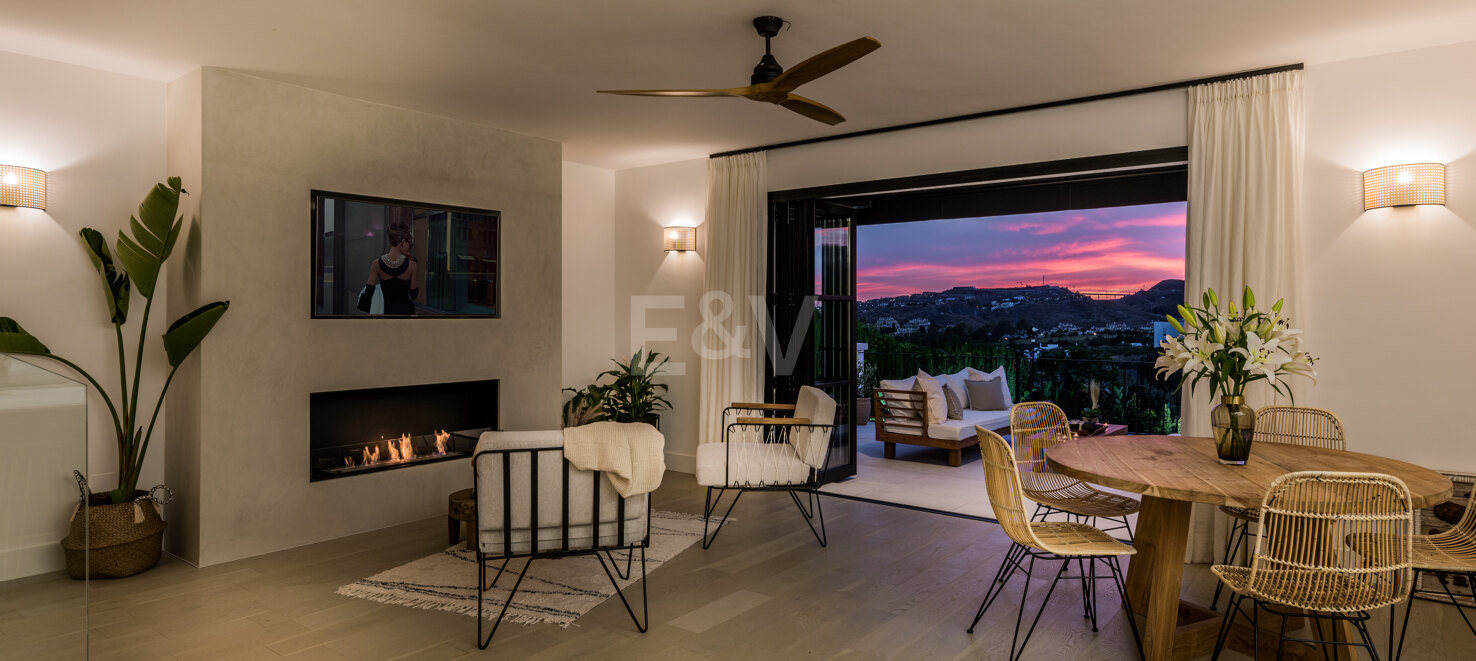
[613,159,708,472]
[1304,41,1476,472]
[168,69,561,566]
[562,162,617,389]
[0,50,168,516]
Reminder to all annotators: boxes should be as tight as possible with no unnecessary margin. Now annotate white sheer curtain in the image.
[1182,70,1306,562]
[697,152,768,447]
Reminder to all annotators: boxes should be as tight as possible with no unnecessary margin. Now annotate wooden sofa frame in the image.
[872,388,1010,467]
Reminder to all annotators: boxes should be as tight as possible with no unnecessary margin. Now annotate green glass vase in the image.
[1211,395,1255,465]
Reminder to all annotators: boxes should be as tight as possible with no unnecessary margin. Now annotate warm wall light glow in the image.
[663,226,696,252]
[0,165,46,210]
[1363,163,1445,210]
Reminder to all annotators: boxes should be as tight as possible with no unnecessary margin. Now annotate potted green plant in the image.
[856,361,877,426]
[0,178,229,578]
[564,349,670,428]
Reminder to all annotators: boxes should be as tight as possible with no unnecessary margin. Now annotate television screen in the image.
[311,190,499,318]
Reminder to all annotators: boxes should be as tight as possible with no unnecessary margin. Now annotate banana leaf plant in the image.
[0,178,228,504]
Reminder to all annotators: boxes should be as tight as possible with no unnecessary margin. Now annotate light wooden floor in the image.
[2,470,1472,660]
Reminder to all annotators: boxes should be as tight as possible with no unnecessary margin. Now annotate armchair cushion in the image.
[474,431,647,556]
[791,385,836,468]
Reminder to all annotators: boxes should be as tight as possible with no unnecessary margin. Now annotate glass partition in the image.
[0,354,87,658]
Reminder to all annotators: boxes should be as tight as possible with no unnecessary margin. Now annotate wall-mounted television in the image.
[311,190,500,318]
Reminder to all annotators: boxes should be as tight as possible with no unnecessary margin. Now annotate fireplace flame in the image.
[362,445,381,465]
[435,429,449,455]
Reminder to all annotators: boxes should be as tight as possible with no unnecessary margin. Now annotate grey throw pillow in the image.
[943,385,964,420]
[966,378,1011,411]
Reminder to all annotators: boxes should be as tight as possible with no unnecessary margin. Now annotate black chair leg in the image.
[970,542,1024,633]
[701,487,743,549]
[1210,591,1243,661]
[597,545,649,632]
[1009,556,1068,661]
[790,489,827,547]
[477,556,534,650]
[1107,556,1144,660]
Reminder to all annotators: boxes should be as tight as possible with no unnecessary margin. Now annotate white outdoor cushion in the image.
[913,370,948,425]
[695,442,813,487]
[474,431,647,555]
[940,369,974,409]
[881,409,1012,442]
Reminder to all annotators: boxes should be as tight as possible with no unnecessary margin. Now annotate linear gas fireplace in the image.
[309,379,497,482]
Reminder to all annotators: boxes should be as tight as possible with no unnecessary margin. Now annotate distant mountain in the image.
[859,279,1185,335]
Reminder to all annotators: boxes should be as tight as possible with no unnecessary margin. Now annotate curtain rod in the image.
[710,63,1303,159]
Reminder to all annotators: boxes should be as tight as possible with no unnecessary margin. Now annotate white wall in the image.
[613,159,708,471]
[1303,41,1476,473]
[0,51,168,506]
[562,161,617,390]
[769,89,1187,191]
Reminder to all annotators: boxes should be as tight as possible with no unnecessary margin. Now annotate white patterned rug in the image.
[336,511,706,626]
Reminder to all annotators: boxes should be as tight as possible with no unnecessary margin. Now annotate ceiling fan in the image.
[597,16,880,125]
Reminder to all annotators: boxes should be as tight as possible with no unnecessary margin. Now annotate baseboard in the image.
[665,451,695,474]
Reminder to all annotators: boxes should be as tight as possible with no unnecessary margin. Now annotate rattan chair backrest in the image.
[1255,406,1346,450]
[977,427,1046,551]
[1009,401,1077,496]
[1250,471,1413,612]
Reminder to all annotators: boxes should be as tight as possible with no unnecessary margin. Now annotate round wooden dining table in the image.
[1047,435,1453,661]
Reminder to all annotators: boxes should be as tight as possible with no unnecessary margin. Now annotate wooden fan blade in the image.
[771,37,880,91]
[778,93,846,125]
[597,87,749,98]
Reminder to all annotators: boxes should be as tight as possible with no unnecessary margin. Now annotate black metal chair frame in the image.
[1211,590,1382,661]
[1389,568,1476,661]
[702,405,835,549]
[1211,511,1255,611]
[968,542,1144,661]
[472,446,652,650]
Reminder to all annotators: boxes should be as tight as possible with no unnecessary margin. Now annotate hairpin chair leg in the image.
[1106,556,1144,660]
[1010,556,1068,661]
[790,489,827,547]
[604,548,636,581]
[1212,517,1249,611]
[477,555,534,650]
[597,545,649,633]
[702,487,743,550]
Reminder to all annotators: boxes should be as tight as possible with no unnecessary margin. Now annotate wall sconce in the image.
[0,165,47,210]
[663,226,696,252]
[1363,163,1445,210]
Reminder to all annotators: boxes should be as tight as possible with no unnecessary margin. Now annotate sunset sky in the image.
[855,202,1186,301]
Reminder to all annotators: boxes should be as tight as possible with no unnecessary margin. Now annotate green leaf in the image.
[162,301,229,367]
[0,318,51,355]
[80,228,131,325]
[115,179,185,300]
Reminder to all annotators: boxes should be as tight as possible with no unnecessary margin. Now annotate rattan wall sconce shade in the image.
[0,165,46,210]
[663,226,696,252]
[1363,163,1445,210]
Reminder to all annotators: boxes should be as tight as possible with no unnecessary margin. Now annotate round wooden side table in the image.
[448,488,476,551]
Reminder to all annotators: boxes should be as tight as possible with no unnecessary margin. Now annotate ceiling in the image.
[4,1,1476,170]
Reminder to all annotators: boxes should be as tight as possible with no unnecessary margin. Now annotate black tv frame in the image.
[310,189,501,320]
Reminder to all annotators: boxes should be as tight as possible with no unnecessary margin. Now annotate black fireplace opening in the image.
[310,379,498,482]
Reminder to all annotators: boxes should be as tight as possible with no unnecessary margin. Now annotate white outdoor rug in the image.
[337,510,706,626]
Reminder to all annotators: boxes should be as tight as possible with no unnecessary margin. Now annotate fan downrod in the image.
[750,16,786,85]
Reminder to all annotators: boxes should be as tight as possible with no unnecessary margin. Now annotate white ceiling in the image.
[5,1,1476,170]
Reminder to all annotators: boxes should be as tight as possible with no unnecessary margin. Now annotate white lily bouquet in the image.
[1155,286,1315,463]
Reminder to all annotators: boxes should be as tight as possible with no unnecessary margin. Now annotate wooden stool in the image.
[448,488,476,551]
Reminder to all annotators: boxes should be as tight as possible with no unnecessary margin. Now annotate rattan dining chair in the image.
[1350,492,1476,660]
[967,427,1144,661]
[1010,402,1140,540]
[1211,406,1346,610]
[1210,471,1414,661]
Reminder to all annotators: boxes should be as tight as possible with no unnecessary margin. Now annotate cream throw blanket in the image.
[562,421,666,498]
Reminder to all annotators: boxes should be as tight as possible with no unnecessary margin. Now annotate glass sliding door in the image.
[768,199,857,482]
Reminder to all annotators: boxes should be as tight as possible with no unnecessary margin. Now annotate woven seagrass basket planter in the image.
[61,491,167,580]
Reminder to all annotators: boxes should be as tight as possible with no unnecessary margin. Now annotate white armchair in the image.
[695,385,837,548]
[471,430,650,649]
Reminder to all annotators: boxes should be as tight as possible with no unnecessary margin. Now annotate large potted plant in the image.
[0,178,229,578]
[563,349,670,429]
[1155,286,1314,464]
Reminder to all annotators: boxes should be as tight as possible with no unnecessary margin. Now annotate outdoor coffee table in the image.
[1047,435,1452,661]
